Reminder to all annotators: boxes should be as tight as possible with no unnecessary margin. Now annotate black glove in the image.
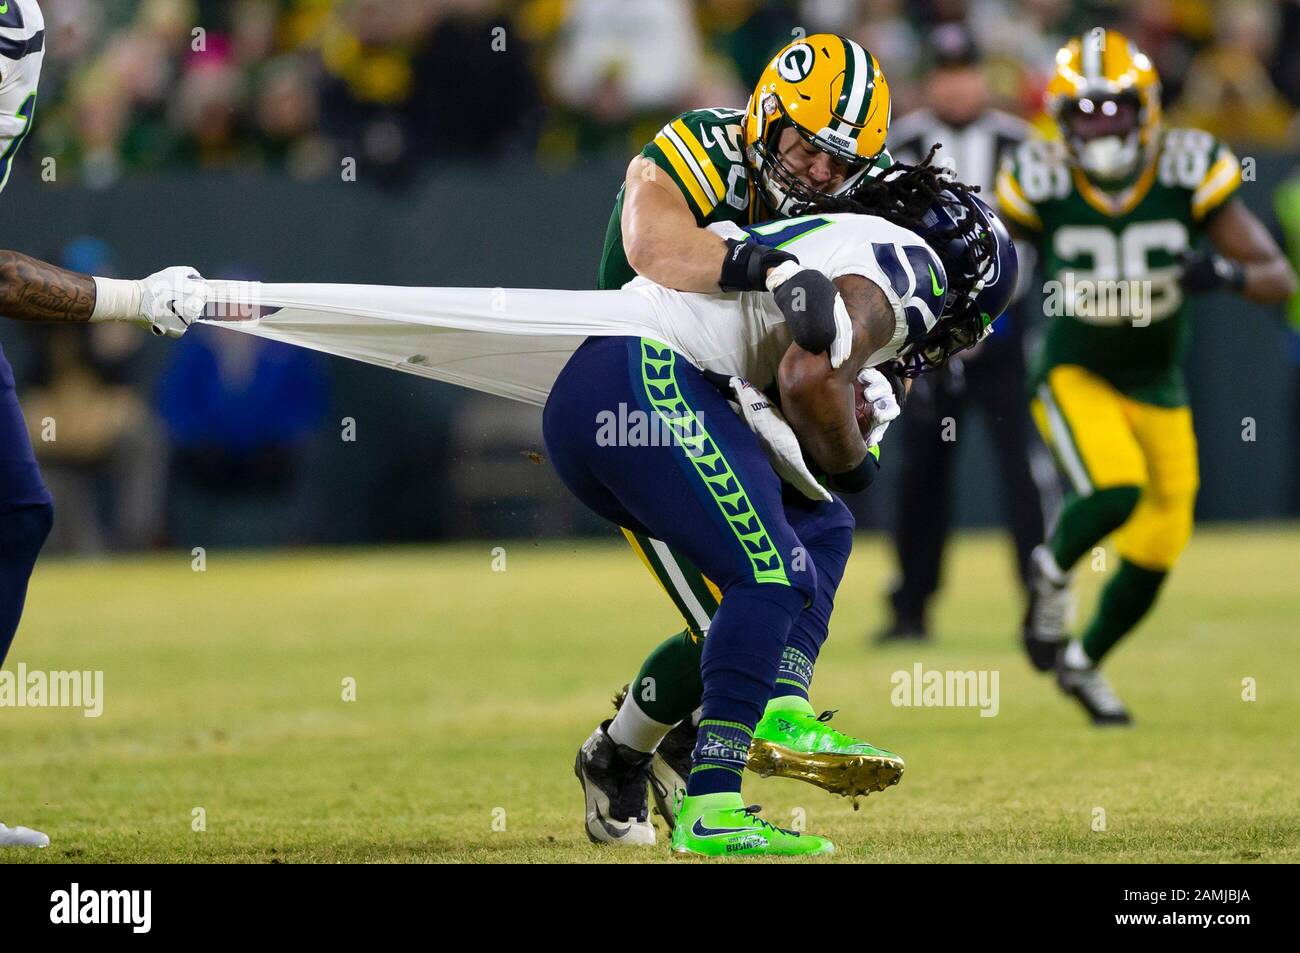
[1179,250,1246,294]
[718,238,798,292]
[771,267,843,357]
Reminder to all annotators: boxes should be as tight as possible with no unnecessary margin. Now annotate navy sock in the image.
[0,502,53,665]
[774,645,815,699]
[689,583,804,796]
[776,526,851,700]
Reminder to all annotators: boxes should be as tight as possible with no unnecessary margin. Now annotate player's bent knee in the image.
[798,523,854,582]
[719,542,818,607]
[720,577,810,620]
[1114,495,1195,571]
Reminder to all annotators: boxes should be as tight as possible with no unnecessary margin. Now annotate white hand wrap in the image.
[728,376,831,503]
[89,277,143,322]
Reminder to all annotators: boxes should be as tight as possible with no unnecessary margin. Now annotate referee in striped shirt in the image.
[875,24,1055,643]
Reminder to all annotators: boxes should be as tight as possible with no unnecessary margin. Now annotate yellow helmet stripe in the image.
[669,118,726,200]
[654,129,714,216]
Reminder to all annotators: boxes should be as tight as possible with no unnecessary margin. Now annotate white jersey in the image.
[201,212,948,406]
[0,0,43,194]
[623,212,947,389]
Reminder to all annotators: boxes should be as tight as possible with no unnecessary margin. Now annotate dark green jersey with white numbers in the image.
[598,107,891,291]
[996,127,1242,406]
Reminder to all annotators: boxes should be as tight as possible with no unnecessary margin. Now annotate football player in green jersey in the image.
[996,29,1295,725]
[577,33,905,845]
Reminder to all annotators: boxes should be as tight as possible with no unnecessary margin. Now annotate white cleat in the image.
[1056,642,1134,726]
[1022,544,1074,672]
[0,822,50,847]
[574,721,656,845]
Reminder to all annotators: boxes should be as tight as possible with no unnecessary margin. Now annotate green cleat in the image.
[748,697,905,799]
[670,792,834,858]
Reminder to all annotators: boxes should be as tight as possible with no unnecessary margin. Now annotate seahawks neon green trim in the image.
[638,339,789,586]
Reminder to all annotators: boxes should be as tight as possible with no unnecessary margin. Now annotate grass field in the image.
[1,525,1297,863]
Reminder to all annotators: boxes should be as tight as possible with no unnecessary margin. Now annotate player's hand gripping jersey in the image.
[997,127,1241,406]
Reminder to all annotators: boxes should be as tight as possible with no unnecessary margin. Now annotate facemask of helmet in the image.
[750,100,880,216]
[1061,93,1142,182]
[897,192,1019,376]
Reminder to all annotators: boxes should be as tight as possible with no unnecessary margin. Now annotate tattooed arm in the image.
[0,250,210,338]
[0,249,97,322]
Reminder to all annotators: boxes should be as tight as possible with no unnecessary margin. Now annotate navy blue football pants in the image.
[0,345,53,666]
[543,337,854,793]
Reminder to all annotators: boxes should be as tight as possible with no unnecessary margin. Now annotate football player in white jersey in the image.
[0,0,210,848]
[541,168,1018,854]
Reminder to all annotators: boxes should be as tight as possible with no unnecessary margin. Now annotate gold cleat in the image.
[747,708,906,799]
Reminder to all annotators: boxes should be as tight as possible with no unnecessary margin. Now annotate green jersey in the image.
[997,127,1242,406]
[598,107,891,290]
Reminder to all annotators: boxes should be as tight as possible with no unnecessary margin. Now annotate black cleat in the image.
[612,682,694,830]
[575,720,656,845]
[648,718,695,830]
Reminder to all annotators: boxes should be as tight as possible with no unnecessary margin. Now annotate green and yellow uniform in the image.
[599,108,761,292]
[997,127,1241,570]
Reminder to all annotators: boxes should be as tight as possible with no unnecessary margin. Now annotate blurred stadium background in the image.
[3,0,1299,865]
[0,0,1297,555]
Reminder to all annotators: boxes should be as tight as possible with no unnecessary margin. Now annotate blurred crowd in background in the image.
[22,0,1300,188]
[6,0,1300,553]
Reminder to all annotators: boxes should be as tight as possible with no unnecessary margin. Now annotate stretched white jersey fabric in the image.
[201,212,947,406]
[0,0,44,194]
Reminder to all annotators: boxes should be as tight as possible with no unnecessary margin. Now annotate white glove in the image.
[858,366,901,447]
[827,293,853,370]
[91,266,210,339]
[728,376,831,503]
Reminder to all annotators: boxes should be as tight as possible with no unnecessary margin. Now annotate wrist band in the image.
[827,450,880,494]
[90,276,142,322]
[719,239,797,293]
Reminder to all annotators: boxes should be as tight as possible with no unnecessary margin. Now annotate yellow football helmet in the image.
[1046,28,1162,182]
[744,33,892,215]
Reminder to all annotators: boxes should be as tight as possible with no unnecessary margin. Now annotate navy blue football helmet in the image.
[898,189,1019,376]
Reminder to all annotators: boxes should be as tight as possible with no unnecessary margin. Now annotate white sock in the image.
[1063,639,1091,670]
[608,694,675,753]
[1036,545,1070,585]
